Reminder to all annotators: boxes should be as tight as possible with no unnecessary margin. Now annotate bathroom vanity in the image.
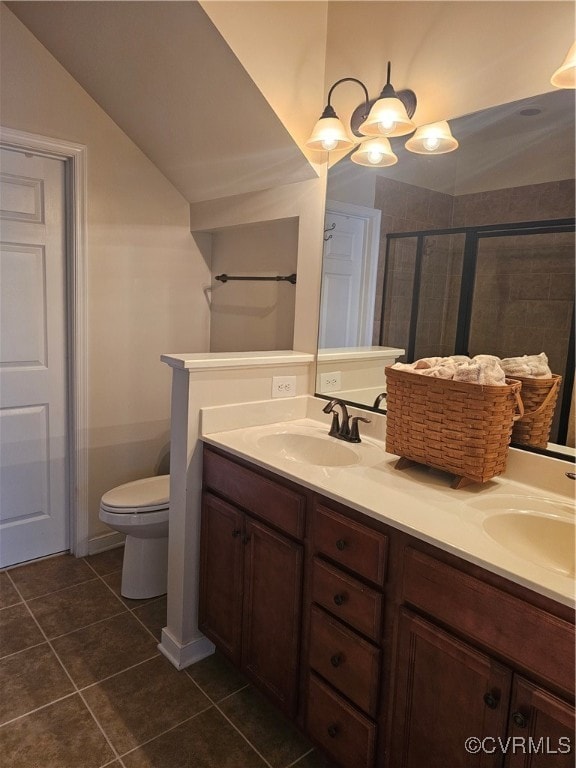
[198,417,575,768]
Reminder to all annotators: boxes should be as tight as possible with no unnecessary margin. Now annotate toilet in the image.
[99,475,170,600]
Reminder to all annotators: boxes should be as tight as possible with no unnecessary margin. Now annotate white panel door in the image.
[319,211,367,348]
[0,148,68,567]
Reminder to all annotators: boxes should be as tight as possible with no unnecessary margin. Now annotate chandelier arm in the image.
[326,77,370,114]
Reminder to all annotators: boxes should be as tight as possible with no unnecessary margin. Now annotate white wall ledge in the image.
[317,346,404,363]
[161,349,315,370]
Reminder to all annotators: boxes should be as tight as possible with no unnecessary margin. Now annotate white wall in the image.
[0,5,212,545]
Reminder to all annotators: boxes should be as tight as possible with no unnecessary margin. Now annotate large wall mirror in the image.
[316,89,575,457]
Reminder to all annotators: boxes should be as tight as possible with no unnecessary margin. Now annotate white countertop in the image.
[200,403,575,608]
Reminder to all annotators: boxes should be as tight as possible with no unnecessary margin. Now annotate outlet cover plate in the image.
[319,371,341,393]
[272,375,297,398]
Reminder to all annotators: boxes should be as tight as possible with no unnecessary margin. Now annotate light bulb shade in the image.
[306,115,355,151]
[350,137,398,167]
[551,41,576,88]
[358,96,416,137]
[405,121,459,154]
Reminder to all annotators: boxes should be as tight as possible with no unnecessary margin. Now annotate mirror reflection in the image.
[316,89,575,454]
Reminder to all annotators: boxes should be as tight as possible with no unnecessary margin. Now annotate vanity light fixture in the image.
[306,77,369,151]
[404,120,459,154]
[357,62,416,137]
[306,61,459,160]
[551,41,576,88]
[350,137,398,167]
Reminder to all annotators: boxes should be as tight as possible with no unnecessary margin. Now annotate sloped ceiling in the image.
[6,0,317,202]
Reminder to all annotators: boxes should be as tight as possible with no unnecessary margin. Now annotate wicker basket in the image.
[510,374,562,449]
[384,366,524,488]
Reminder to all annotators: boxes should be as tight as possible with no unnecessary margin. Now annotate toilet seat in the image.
[100,475,169,514]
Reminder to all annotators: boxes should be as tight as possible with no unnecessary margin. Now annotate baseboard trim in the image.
[88,531,125,555]
[158,627,215,670]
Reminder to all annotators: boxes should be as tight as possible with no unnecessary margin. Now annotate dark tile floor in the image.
[0,549,329,768]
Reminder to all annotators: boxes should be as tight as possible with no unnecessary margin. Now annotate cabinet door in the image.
[242,516,303,717]
[505,676,575,768]
[389,609,511,768]
[199,492,243,664]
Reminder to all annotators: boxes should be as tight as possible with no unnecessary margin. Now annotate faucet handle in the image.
[349,416,371,443]
[327,411,341,437]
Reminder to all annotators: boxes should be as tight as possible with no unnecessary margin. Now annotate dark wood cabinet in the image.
[390,609,511,768]
[200,450,305,717]
[198,491,243,663]
[241,516,303,715]
[305,502,388,768]
[199,445,575,768]
[389,608,575,768]
[506,677,575,768]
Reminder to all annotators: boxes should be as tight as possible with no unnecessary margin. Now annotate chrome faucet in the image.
[322,399,371,443]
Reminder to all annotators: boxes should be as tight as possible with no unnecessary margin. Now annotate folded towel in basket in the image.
[500,352,552,378]
[391,354,506,385]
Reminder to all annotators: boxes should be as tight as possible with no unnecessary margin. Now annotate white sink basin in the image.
[255,432,362,467]
[468,496,575,576]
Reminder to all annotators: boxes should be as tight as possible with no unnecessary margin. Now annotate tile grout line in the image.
[84,559,167,646]
[178,675,277,768]
[211,699,276,768]
[2,569,123,765]
[3,558,313,768]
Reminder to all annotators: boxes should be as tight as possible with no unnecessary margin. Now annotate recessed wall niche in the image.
[209,217,299,352]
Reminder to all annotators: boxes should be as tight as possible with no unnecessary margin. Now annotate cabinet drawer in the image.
[311,557,383,642]
[403,547,575,695]
[312,504,387,585]
[306,673,376,768]
[203,448,305,539]
[308,605,380,716]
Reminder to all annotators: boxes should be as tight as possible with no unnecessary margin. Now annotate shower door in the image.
[380,220,575,445]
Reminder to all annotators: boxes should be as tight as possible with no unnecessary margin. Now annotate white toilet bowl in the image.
[99,475,170,600]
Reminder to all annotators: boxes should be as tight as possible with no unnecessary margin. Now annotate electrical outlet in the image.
[319,371,341,393]
[272,375,297,398]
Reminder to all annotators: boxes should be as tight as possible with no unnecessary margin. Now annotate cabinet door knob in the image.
[242,533,251,545]
[330,653,343,668]
[483,692,499,709]
[512,711,528,729]
[333,593,345,606]
[232,529,241,538]
[327,724,339,738]
[336,539,347,551]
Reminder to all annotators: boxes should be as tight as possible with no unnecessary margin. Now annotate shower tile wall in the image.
[376,177,575,359]
[451,179,575,227]
[374,177,452,346]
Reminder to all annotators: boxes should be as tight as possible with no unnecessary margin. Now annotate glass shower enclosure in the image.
[380,219,575,446]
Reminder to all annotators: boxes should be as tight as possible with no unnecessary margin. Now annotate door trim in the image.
[325,200,381,346]
[0,126,89,557]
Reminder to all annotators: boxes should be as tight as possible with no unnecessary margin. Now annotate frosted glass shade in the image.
[551,42,576,88]
[405,121,459,154]
[358,96,416,137]
[306,116,355,151]
[351,138,398,167]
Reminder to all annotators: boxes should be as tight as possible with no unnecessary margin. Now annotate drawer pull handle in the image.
[330,653,343,668]
[333,593,345,606]
[483,692,499,710]
[327,724,339,738]
[512,711,528,729]
[232,529,241,538]
[336,539,347,551]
